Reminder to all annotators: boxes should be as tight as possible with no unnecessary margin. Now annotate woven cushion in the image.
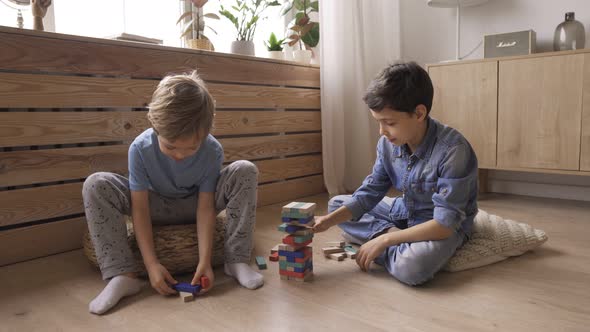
[444,209,548,272]
[84,211,227,276]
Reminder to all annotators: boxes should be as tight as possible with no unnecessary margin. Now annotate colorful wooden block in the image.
[278,244,295,252]
[326,241,345,248]
[292,271,314,282]
[278,223,309,234]
[255,256,267,270]
[173,282,202,294]
[344,245,358,254]
[279,269,310,279]
[279,246,312,259]
[279,259,312,270]
[281,211,315,220]
[322,247,345,255]
[279,252,312,263]
[281,215,315,224]
[180,291,194,302]
[270,244,280,254]
[328,253,346,261]
[282,238,312,249]
[345,251,357,259]
[269,252,279,262]
[282,202,317,215]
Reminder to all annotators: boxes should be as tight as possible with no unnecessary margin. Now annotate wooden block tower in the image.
[277,202,316,282]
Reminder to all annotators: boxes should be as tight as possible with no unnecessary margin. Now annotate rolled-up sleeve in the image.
[432,143,478,231]
[344,138,392,221]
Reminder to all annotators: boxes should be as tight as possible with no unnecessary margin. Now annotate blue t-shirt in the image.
[128,128,224,197]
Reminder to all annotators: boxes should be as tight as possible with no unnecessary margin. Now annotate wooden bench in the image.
[0,26,325,266]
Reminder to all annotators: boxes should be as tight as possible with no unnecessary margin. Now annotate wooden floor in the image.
[0,193,589,332]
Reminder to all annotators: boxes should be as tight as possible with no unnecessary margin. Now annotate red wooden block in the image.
[269,252,279,262]
[278,269,310,278]
[200,276,210,289]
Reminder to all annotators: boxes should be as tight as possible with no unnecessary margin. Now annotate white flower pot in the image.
[267,51,284,60]
[293,49,312,64]
[230,40,255,56]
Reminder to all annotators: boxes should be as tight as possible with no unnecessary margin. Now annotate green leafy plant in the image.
[282,0,319,49]
[265,32,285,51]
[177,0,219,40]
[219,0,280,41]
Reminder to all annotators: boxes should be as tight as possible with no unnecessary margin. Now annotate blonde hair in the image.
[147,71,215,141]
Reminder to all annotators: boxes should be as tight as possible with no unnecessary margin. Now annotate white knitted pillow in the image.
[444,209,548,272]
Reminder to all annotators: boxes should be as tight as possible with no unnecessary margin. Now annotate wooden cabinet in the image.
[429,50,590,176]
[498,54,583,170]
[581,54,590,171]
[430,62,498,168]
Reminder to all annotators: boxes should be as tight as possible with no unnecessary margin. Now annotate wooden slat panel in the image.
[220,133,322,162]
[210,84,320,109]
[0,146,128,187]
[0,147,322,187]
[0,183,83,227]
[0,110,322,148]
[0,27,320,88]
[213,111,321,136]
[0,217,86,266]
[257,175,325,206]
[0,73,321,109]
[0,73,156,108]
[255,155,323,183]
[0,112,148,148]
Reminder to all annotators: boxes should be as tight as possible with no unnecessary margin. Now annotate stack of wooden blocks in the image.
[277,202,316,282]
[322,242,358,261]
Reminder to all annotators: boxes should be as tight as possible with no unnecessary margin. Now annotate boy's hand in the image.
[356,236,388,272]
[312,215,336,233]
[146,262,178,296]
[192,263,215,293]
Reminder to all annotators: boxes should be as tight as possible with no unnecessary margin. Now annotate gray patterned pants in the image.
[82,160,258,280]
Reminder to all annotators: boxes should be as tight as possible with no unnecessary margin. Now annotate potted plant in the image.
[177,0,219,51]
[219,0,280,56]
[265,32,286,60]
[282,0,319,64]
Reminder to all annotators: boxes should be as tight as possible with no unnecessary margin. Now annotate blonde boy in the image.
[83,72,262,315]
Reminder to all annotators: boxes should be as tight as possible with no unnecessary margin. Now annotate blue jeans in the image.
[329,195,467,286]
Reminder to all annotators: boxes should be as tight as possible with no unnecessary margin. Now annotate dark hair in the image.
[363,61,434,115]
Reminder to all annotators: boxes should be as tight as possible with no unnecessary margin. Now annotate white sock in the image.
[224,262,264,290]
[89,275,144,315]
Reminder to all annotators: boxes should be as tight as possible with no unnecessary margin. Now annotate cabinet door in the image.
[429,62,498,168]
[498,54,583,170]
[581,54,590,171]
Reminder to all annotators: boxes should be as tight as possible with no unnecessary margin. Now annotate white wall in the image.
[400,0,590,202]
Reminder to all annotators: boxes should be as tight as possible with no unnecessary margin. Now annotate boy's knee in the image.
[388,247,440,286]
[83,172,112,196]
[230,160,259,180]
[328,195,352,213]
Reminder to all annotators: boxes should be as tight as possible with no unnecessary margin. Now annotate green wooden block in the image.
[293,234,314,243]
[279,260,310,269]
[344,245,358,254]
[255,256,267,270]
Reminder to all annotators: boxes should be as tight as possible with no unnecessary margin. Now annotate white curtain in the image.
[319,0,401,196]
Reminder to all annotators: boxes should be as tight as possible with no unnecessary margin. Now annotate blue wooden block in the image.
[278,248,310,259]
[281,215,314,224]
[173,282,202,294]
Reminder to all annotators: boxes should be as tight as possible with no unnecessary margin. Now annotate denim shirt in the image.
[344,117,478,235]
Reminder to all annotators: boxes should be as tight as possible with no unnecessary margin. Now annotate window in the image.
[47,0,287,56]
